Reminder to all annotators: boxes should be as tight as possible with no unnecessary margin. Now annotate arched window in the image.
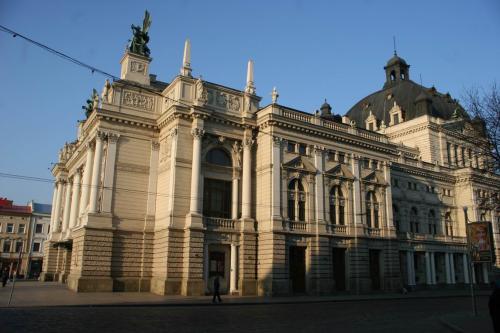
[206,148,231,167]
[288,179,305,221]
[428,210,436,235]
[365,191,379,228]
[393,204,400,231]
[480,213,487,221]
[445,212,453,236]
[329,186,345,225]
[410,207,419,233]
[390,71,396,81]
[400,72,406,80]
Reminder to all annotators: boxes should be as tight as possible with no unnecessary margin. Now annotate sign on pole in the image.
[467,222,492,263]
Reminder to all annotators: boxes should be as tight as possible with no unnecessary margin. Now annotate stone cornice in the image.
[392,162,455,183]
[258,115,399,156]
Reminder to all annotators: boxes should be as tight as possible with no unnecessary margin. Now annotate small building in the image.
[26,201,52,279]
[0,197,31,278]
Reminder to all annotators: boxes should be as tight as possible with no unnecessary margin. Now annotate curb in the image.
[0,293,489,309]
[439,317,466,333]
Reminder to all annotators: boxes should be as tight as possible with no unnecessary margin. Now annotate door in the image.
[208,250,228,294]
[369,250,381,290]
[332,248,346,291]
[289,246,306,293]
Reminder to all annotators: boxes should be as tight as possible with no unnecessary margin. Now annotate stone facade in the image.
[42,39,500,295]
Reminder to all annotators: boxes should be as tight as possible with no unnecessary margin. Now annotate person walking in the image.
[212,275,222,303]
[1,267,9,287]
[489,275,500,333]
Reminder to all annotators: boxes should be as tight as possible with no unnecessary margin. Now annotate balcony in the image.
[396,231,467,244]
[203,217,237,231]
[326,224,348,234]
[366,227,381,237]
[282,220,307,232]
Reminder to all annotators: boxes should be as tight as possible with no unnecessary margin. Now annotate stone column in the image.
[68,171,81,230]
[79,142,95,217]
[231,176,239,220]
[145,140,160,229]
[101,133,119,213]
[450,253,456,284]
[383,162,394,229]
[406,251,415,286]
[445,252,451,284]
[241,133,253,220]
[167,128,178,220]
[89,132,105,213]
[490,209,500,267]
[425,252,432,285]
[230,243,238,294]
[52,180,64,232]
[189,128,204,216]
[463,253,470,284]
[49,184,58,230]
[430,252,436,284]
[61,180,72,233]
[313,146,325,226]
[351,154,362,224]
[482,263,489,284]
[271,137,282,221]
[449,143,456,167]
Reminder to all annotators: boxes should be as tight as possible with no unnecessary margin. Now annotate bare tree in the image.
[462,82,500,173]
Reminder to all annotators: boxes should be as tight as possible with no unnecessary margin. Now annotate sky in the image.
[0,0,499,205]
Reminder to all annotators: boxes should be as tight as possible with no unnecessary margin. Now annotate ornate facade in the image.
[41,37,500,295]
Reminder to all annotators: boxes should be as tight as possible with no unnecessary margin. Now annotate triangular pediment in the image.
[361,169,387,185]
[325,163,354,179]
[282,156,316,173]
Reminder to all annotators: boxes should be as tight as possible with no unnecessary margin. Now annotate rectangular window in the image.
[15,241,23,253]
[18,224,25,234]
[287,141,296,153]
[446,142,451,166]
[393,114,399,125]
[368,122,374,131]
[298,144,307,155]
[2,240,11,252]
[408,182,412,190]
[7,223,14,233]
[35,224,43,234]
[33,242,41,252]
[338,153,345,164]
[202,178,232,219]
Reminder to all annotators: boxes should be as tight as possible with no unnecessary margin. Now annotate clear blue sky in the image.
[1,0,499,205]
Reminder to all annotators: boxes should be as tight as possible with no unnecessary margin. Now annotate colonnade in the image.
[50,131,119,238]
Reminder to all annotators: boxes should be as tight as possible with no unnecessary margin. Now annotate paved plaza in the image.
[0,282,495,332]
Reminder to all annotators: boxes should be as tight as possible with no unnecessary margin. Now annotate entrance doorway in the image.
[289,246,306,293]
[332,248,346,291]
[369,249,381,290]
[207,245,230,294]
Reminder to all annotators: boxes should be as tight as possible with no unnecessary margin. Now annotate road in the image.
[0,296,491,332]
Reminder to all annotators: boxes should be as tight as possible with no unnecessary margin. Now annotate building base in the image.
[113,278,151,292]
[150,277,182,295]
[181,279,205,296]
[239,279,258,295]
[67,276,113,292]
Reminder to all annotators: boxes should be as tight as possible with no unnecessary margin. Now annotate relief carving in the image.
[122,90,154,111]
[130,61,146,74]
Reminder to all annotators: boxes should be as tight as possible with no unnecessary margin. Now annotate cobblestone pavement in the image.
[0,282,494,332]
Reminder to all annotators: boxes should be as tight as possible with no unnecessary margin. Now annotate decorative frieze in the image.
[122,90,155,111]
[206,89,241,112]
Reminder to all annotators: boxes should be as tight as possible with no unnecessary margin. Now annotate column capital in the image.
[151,140,160,151]
[272,136,282,147]
[96,130,107,141]
[243,137,254,148]
[108,133,120,144]
[191,128,205,139]
[313,145,325,155]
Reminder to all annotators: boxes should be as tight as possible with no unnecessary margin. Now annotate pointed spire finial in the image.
[180,39,192,77]
[271,86,279,104]
[245,59,255,94]
[393,36,397,56]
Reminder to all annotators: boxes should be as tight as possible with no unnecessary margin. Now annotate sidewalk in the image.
[0,281,491,308]
[440,312,493,333]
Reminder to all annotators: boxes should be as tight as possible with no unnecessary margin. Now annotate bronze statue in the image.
[129,10,152,57]
[82,89,99,118]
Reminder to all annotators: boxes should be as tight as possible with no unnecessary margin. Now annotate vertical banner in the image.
[467,222,492,263]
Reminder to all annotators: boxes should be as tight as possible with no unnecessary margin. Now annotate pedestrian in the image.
[489,274,500,333]
[212,274,222,303]
[1,267,8,287]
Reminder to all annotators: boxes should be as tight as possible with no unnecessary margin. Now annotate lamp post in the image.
[463,207,478,316]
